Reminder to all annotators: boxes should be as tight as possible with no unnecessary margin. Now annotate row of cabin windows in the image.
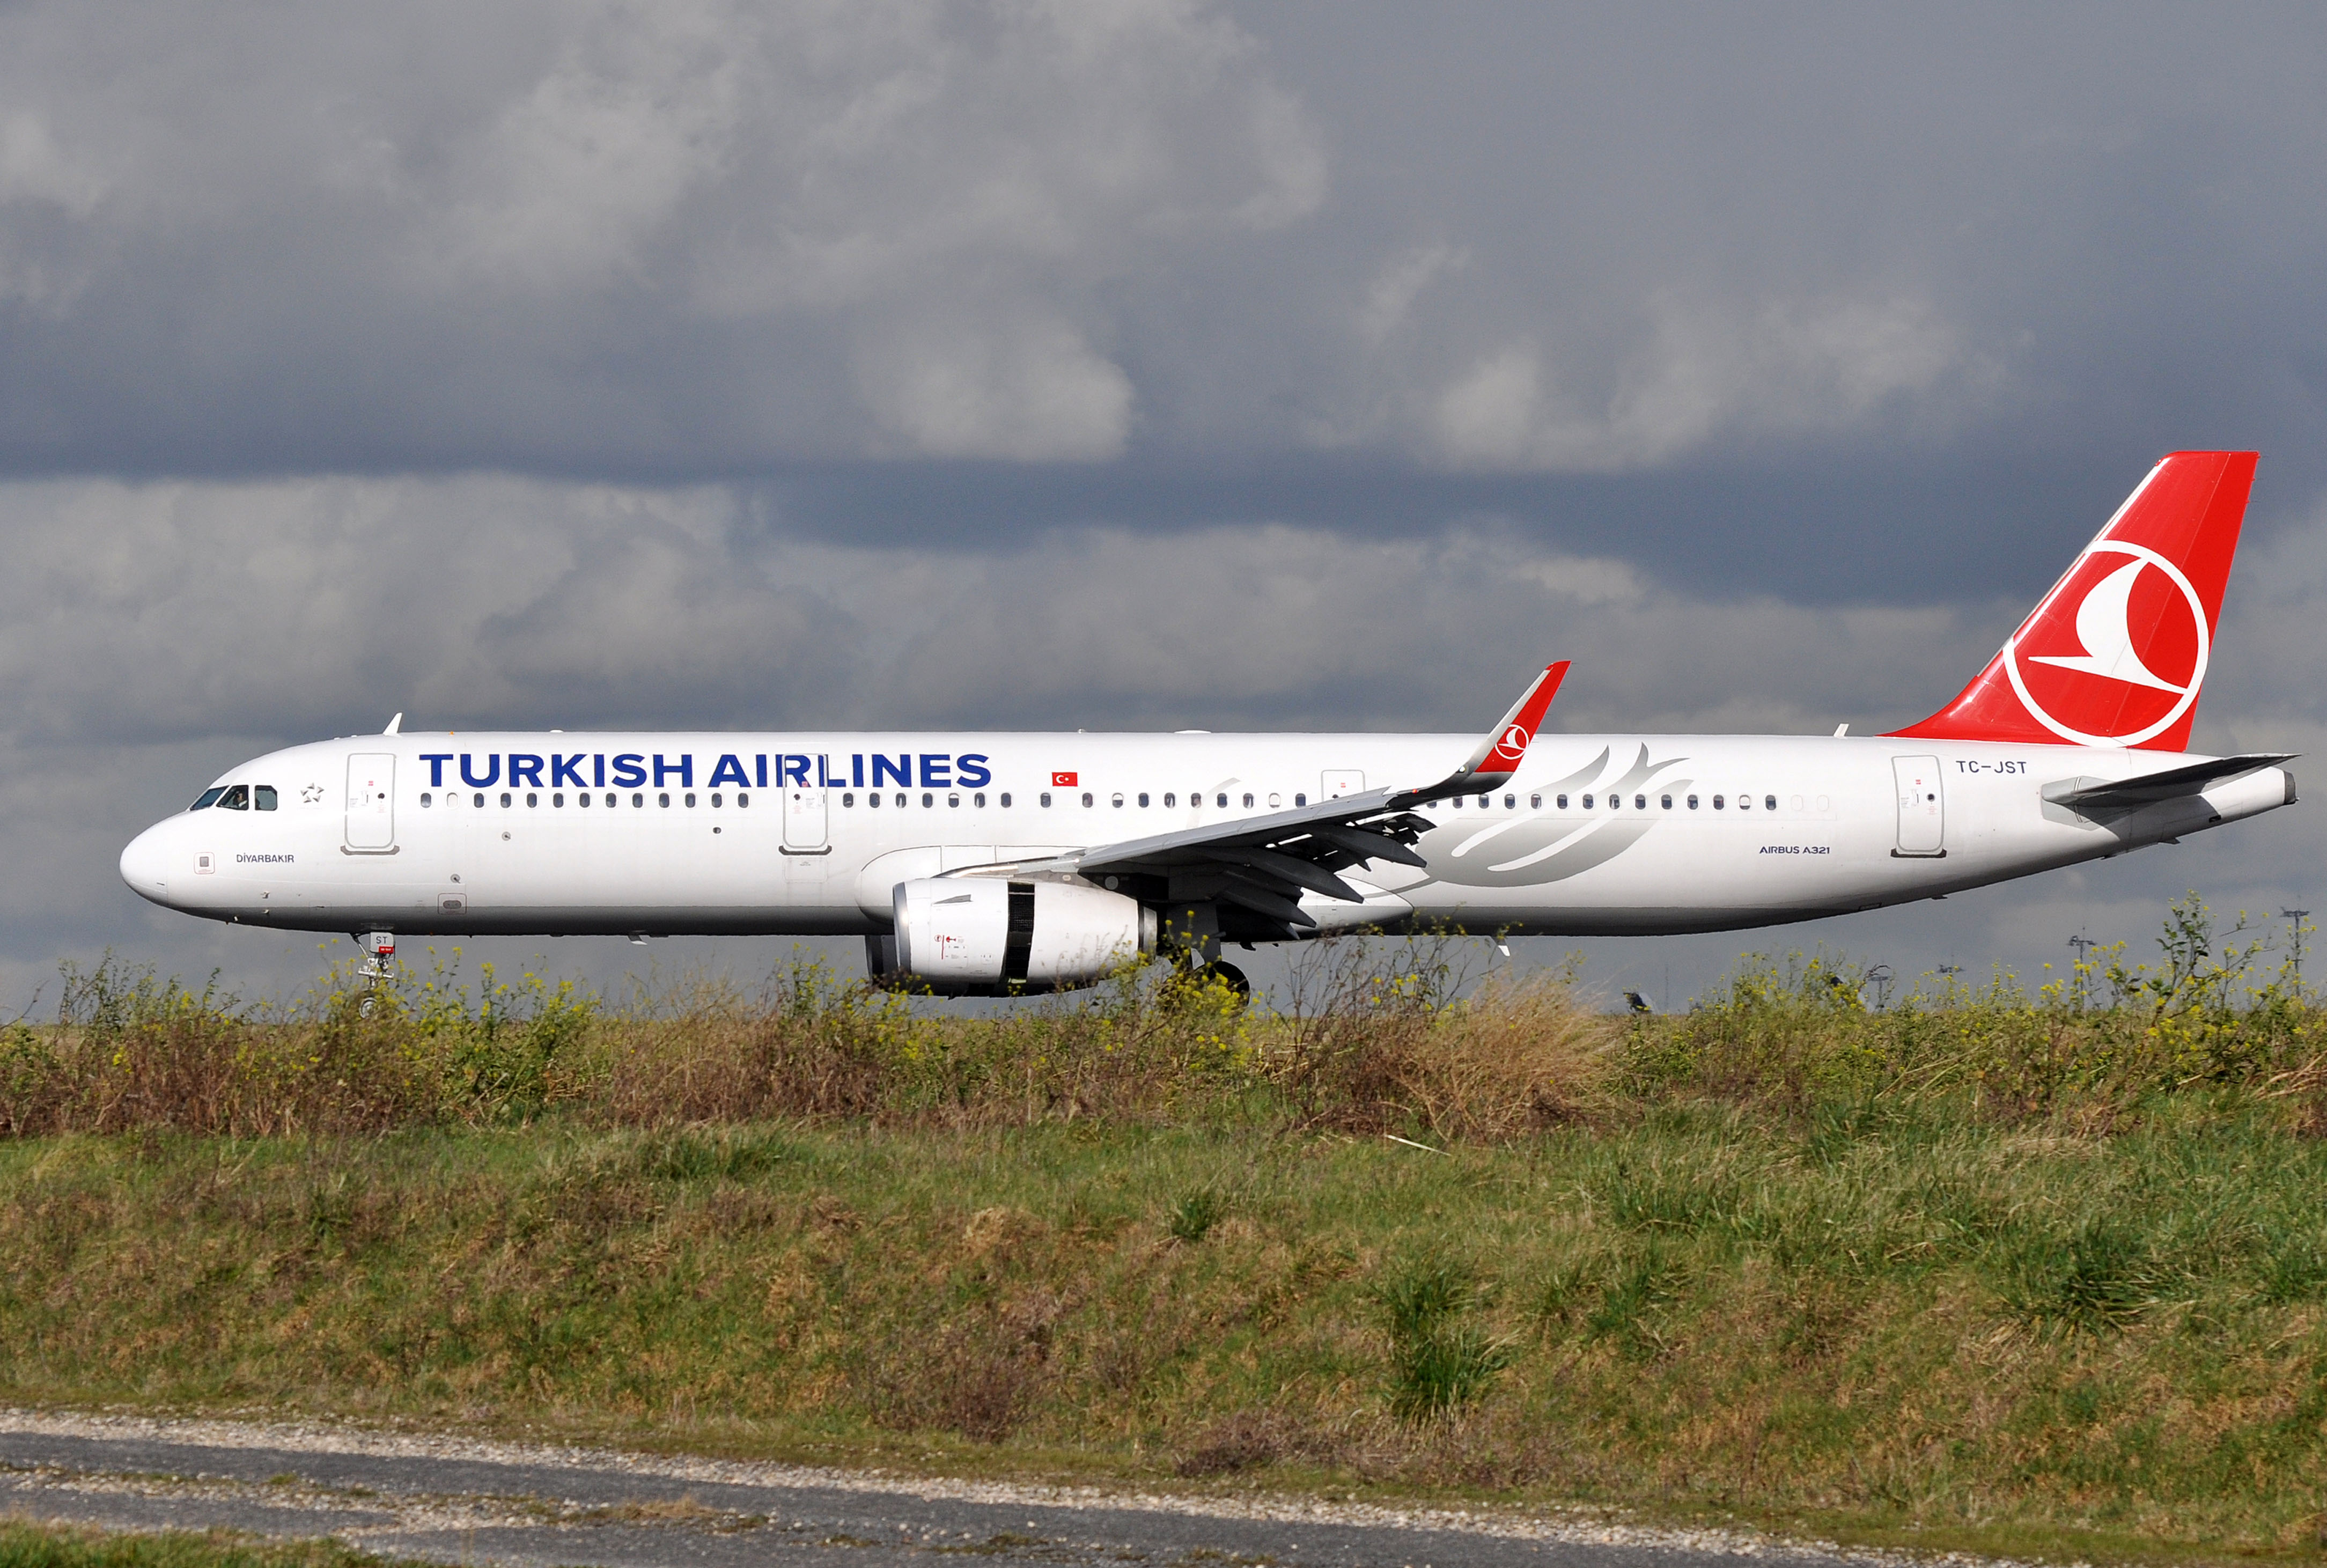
[1430,792,1802,812]
[189,785,277,811]
[403,787,1820,814]
[419,791,748,809]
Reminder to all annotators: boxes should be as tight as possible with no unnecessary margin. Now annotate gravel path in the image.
[0,1411,1996,1568]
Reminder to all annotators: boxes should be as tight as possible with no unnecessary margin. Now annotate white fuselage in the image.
[119,731,2294,939]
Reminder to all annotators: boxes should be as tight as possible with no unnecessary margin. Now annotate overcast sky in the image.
[5,0,2325,1011]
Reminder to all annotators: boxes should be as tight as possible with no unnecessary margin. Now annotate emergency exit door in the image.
[784,787,829,852]
[345,753,396,851]
[1891,755,1945,857]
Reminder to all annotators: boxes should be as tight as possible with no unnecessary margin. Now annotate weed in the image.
[1996,1219,2161,1336]
[1167,1189,1224,1243]
[1374,1255,1511,1421]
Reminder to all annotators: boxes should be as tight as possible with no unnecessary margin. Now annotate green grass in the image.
[0,1522,410,1568]
[5,1108,2327,1560]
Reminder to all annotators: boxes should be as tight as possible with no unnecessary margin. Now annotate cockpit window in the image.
[189,787,226,811]
[218,785,250,810]
[254,785,278,811]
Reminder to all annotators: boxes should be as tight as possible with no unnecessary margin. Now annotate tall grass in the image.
[5,894,2324,1139]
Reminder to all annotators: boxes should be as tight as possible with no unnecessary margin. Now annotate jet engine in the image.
[869,878,1157,996]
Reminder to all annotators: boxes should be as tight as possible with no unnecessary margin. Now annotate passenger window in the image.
[553,792,564,807]
[1635,794,1646,810]
[1041,792,1052,807]
[1164,792,1176,807]
[1660,794,1671,809]
[1688,794,1699,809]
[659,792,671,807]
[255,785,278,811]
[949,793,960,807]
[220,785,249,810]
[999,792,1012,807]
[1713,794,1725,809]
[1740,794,1752,810]
[1295,793,1307,807]
[1581,793,1594,808]
[419,792,432,808]
[500,792,512,808]
[630,792,642,807]
[1765,794,1778,812]
[1242,793,1254,808]
[922,792,933,807]
[843,792,856,807]
[1269,793,1282,808]
[894,793,905,807]
[1504,793,1515,809]
[1609,794,1619,809]
[577,792,590,807]
[1113,793,1124,807]
[974,792,985,807]
[710,793,721,807]
[1081,792,1094,807]
[1452,796,1463,810]
[477,793,488,808]
[686,793,697,807]
[867,793,880,808]
[1217,793,1228,808]
[738,792,749,808]
[1556,794,1567,809]
[1138,792,1150,807]
[527,792,539,807]
[1530,793,1541,808]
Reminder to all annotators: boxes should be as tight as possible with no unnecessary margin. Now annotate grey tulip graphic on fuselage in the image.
[1406,745,1696,890]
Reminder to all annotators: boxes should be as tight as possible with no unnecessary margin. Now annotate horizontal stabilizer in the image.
[2042,753,2294,813]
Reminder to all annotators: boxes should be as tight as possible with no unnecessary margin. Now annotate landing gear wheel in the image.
[1209,961,1250,1003]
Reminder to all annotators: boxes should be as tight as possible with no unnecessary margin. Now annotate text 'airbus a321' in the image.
[121,451,2293,996]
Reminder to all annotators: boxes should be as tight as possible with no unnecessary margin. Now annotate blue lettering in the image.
[872,753,911,789]
[956,753,992,788]
[756,754,769,789]
[920,753,951,787]
[654,754,693,788]
[852,754,865,788]
[816,754,838,787]
[551,754,587,789]
[421,754,454,787]
[783,755,810,786]
[708,754,751,789]
[459,754,500,789]
[508,754,544,788]
[594,755,606,788]
[611,753,647,788]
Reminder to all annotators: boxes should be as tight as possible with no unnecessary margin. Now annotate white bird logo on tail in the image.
[2026,558,2187,693]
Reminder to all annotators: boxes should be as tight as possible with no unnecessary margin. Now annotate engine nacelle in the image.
[872,878,1157,996]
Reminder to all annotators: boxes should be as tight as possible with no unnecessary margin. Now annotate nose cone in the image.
[120,822,176,906]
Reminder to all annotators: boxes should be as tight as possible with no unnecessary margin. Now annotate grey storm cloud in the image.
[2,1,2325,1004]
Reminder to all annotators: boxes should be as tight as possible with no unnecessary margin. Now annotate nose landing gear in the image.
[357,930,395,1017]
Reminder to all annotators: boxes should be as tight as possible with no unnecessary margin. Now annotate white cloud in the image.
[1427,293,1963,472]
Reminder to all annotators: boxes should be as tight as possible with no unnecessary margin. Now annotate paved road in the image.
[0,1413,1876,1568]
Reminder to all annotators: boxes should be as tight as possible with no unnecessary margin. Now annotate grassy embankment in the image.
[7,900,2327,1562]
[0,1522,408,1568]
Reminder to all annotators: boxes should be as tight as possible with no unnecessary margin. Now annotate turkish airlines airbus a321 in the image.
[121,451,2294,996]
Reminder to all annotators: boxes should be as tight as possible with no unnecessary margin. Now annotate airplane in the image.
[120,450,2294,997]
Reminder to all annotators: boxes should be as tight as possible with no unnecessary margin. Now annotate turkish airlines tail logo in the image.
[1888,451,2256,752]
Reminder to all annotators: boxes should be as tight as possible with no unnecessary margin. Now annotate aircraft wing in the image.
[2041,753,2296,814]
[961,662,1568,931]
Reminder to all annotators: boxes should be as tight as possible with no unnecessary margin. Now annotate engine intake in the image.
[871,878,1157,996]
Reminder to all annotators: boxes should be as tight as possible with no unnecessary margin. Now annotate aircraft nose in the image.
[119,822,175,906]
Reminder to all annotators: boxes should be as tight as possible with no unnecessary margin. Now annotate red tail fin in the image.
[1887,451,2256,751]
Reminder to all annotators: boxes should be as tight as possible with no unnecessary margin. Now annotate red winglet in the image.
[1480,661,1569,774]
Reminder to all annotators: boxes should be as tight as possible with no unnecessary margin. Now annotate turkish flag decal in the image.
[1051,771,1078,787]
